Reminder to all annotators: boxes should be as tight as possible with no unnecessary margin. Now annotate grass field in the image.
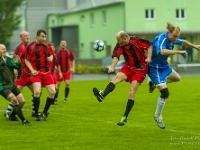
[0,75,200,150]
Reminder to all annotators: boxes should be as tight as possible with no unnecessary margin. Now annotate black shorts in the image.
[0,86,21,99]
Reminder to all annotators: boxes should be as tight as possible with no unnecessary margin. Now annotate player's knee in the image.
[160,88,169,99]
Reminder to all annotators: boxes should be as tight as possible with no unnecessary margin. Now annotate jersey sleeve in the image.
[174,38,183,44]
[111,44,123,59]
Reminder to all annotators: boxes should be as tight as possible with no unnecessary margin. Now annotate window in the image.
[80,43,84,51]
[80,15,85,21]
[90,13,94,27]
[176,9,186,20]
[102,11,107,25]
[91,42,95,57]
[145,9,156,20]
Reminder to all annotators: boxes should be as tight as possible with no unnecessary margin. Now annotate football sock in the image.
[6,102,14,114]
[65,88,69,99]
[103,82,115,97]
[33,97,40,115]
[123,99,135,118]
[13,105,26,121]
[54,90,59,101]
[155,97,166,117]
[31,95,35,113]
[43,97,54,114]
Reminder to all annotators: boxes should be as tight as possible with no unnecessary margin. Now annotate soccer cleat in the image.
[9,116,19,121]
[31,112,35,117]
[63,100,67,103]
[117,116,127,126]
[4,111,11,119]
[35,114,41,121]
[149,81,156,93]
[41,112,47,121]
[154,115,166,129]
[93,88,104,102]
[54,100,58,105]
[22,120,32,126]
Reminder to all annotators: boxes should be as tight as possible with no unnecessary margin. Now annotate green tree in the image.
[0,0,23,44]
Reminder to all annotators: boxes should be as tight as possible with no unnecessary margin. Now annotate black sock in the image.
[31,95,35,113]
[54,91,59,101]
[13,105,26,121]
[33,97,40,115]
[103,82,115,97]
[43,97,54,114]
[65,88,69,99]
[123,99,135,118]
[10,110,16,117]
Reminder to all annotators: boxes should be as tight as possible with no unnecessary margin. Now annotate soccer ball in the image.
[93,40,105,52]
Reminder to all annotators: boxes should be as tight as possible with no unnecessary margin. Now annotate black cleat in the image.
[41,112,47,121]
[35,114,41,121]
[117,116,127,126]
[22,120,32,126]
[93,88,104,102]
[149,81,156,93]
[31,112,35,117]
[9,116,19,121]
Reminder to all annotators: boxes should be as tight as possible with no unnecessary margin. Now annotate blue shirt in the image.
[149,32,182,68]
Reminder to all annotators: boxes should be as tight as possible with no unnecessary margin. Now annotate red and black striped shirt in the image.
[112,36,151,68]
[26,40,53,72]
[56,48,74,73]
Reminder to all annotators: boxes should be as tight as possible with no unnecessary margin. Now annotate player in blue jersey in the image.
[148,22,200,129]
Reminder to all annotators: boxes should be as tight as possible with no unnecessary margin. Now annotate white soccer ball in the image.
[93,40,105,52]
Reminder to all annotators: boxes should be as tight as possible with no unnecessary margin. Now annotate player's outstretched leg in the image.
[154,115,165,129]
[93,88,104,102]
[117,116,127,126]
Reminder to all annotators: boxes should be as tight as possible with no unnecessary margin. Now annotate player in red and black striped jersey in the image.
[48,42,58,104]
[93,31,152,126]
[25,29,56,121]
[55,40,75,103]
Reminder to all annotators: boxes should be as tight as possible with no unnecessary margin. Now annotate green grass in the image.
[0,76,200,150]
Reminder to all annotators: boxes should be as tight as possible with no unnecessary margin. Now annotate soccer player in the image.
[25,29,56,121]
[55,40,75,103]
[48,42,58,104]
[148,22,200,129]
[4,31,36,119]
[93,31,152,126]
[0,44,31,125]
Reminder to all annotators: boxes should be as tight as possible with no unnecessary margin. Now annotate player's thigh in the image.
[111,72,127,84]
[46,84,56,96]
[167,70,181,82]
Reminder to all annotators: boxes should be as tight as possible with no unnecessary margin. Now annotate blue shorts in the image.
[148,64,172,86]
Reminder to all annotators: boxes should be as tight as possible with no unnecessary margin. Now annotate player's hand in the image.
[145,57,152,63]
[194,45,200,51]
[108,67,114,73]
[59,72,63,79]
[70,68,75,74]
[31,69,38,76]
[180,50,188,56]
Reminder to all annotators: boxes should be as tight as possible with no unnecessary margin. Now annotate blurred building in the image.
[10,0,200,64]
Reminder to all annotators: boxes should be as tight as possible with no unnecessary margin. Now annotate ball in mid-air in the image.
[93,40,105,52]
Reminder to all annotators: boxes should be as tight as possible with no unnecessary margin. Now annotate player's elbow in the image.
[160,50,166,55]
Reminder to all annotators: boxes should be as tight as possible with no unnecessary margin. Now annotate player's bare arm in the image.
[182,40,200,51]
[47,55,53,62]
[160,49,187,56]
[108,57,119,73]
[145,45,152,63]
[25,59,38,75]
